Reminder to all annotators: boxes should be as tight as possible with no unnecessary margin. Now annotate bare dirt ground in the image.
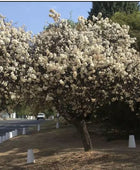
[0,121,139,170]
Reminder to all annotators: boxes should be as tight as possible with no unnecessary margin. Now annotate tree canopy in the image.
[1,9,140,151]
[0,15,33,112]
[88,1,139,19]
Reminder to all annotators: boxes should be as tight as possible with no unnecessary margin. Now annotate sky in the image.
[0,1,92,34]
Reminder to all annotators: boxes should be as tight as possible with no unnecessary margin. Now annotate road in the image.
[0,119,46,136]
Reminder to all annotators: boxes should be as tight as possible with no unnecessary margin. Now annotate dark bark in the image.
[72,118,93,151]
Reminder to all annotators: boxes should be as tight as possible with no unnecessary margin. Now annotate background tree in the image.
[111,11,140,51]
[88,1,139,19]
[15,102,32,118]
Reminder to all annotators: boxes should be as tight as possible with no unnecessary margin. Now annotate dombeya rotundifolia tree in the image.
[1,9,140,151]
[0,14,33,112]
[32,9,140,151]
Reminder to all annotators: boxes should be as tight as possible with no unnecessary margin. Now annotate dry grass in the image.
[0,120,139,170]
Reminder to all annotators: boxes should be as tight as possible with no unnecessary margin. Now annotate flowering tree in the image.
[0,15,33,112]
[31,10,140,151]
[1,10,140,151]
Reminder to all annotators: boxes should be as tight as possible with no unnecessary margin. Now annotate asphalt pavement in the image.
[0,119,46,136]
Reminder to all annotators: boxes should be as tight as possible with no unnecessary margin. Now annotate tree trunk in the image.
[73,119,93,151]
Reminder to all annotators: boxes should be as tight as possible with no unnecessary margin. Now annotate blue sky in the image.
[0,2,92,34]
